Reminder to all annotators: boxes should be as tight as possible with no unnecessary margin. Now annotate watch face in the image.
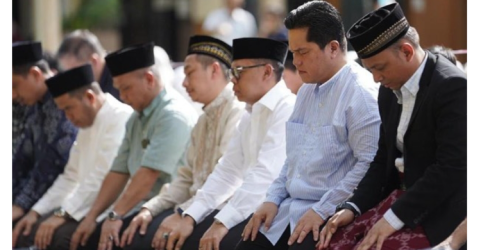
[54,208,65,217]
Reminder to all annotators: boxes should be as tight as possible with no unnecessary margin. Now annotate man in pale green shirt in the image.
[70,42,197,250]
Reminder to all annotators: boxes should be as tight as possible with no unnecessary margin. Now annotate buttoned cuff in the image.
[346,202,362,215]
[183,202,211,225]
[31,203,54,217]
[383,208,405,230]
[264,195,284,207]
[214,203,244,230]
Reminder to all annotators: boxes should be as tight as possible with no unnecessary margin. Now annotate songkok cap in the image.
[45,64,94,98]
[187,35,233,67]
[105,42,155,77]
[13,41,43,66]
[233,38,288,64]
[346,3,410,59]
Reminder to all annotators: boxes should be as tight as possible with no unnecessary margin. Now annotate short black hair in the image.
[284,60,296,72]
[13,59,50,76]
[284,0,346,51]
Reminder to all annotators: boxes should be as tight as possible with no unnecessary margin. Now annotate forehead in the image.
[184,55,201,68]
[287,28,315,50]
[113,72,137,88]
[360,49,394,69]
[54,93,77,106]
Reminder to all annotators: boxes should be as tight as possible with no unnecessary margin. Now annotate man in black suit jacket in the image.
[317,3,467,250]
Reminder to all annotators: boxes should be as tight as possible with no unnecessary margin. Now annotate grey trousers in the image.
[15,211,79,250]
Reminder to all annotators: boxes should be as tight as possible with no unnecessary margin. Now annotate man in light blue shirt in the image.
[239,1,381,249]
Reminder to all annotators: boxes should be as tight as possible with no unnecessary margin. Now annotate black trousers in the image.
[123,209,175,250]
[126,209,249,250]
[15,211,79,250]
[78,213,136,250]
[235,225,319,250]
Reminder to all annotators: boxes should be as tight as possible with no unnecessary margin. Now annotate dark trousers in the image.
[126,209,249,250]
[123,209,175,250]
[78,213,137,250]
[235,225,319,250]
[15,211,79,250]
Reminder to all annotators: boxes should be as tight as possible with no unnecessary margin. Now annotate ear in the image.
[29,66,44,83]
[399,43,415,62]
[90,53,100,67]
[84,89,96,105]
[263,64,274,81]
[327,40,341,59]
[210,61,221,80]
[144,70,156,87]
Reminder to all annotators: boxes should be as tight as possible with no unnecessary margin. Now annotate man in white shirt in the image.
[159,37,296,250]
[202,0,257,45]
[12,64,133,250]
[118,35,245,250]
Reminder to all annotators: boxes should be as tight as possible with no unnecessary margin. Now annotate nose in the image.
[182,76,188,89]
[372,72,383,83]
[293,54,301,68]
[119,91,127,103]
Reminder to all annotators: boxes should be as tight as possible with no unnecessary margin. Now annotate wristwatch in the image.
[108,210,123,221]
[54,207,71,219]
[335,202,360,217]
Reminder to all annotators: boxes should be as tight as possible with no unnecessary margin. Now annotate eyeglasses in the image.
[229,64,267,80]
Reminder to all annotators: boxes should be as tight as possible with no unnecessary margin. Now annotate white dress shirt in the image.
[32,94,133,221]
[184,80,296,229]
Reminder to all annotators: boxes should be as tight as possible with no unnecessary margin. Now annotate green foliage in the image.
[63,0,121,30]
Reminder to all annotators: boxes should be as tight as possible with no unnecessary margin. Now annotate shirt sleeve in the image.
[263,161,289,206]
[13,108,78,211]
[32,141,80,216]
[311,93,381,220]
[183,114,247,224]
[62,115,130,221]
[214,104,293,230]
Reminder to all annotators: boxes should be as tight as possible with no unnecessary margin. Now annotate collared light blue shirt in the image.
[110,88,198,199]
[13,92,78,211]
[261,62,381,244]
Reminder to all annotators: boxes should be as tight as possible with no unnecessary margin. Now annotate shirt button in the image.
[297,174,301,178]
[318,103,322,108]
[303,151,306,155]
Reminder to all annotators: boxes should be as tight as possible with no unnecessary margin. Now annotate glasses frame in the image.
[230,63,268,80]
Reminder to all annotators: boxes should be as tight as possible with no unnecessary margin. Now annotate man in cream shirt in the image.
[12,64,132,250]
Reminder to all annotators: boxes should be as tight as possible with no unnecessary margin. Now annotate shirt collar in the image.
[394,53,428,102]
[250,79,290,113]
[140,89,165,118]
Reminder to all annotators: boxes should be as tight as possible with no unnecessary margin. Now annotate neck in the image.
[94,92,107,113]
[203,81,227,106]
[320,55,348,84]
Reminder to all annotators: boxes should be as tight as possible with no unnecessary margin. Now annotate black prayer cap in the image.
[233,38,288,64]
[45,64,94,98]
[187,35,233,67]
[105,42,155,77]
[346,3,410,59]
[12,41,43,66]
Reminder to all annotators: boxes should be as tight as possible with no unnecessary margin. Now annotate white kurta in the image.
[31,94,133,221]
[184,81,296,229]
